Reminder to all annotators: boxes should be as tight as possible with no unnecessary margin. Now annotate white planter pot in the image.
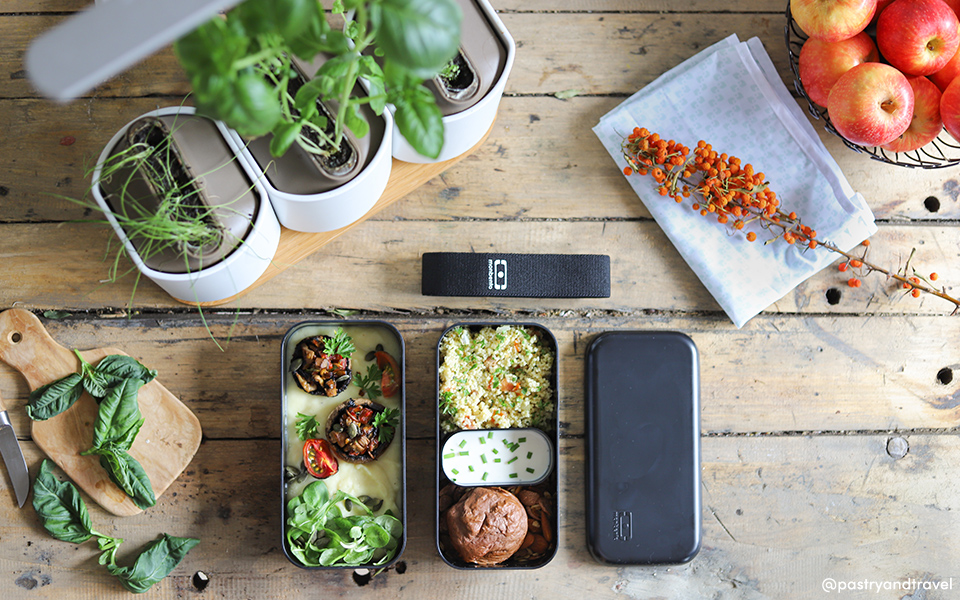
[91,106,281,304]
[392,0,516,163]
[227,107,394,234]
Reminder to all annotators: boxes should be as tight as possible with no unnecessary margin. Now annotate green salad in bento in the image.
[282,324,404,568]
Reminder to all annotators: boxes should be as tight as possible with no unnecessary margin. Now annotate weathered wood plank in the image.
[1,15,191,99]
[3,435,958,599]
[3,0,783,14]
[2,96,957,225]
[4,13,788,99]
[0,221,957,316]
[0,312,957,438]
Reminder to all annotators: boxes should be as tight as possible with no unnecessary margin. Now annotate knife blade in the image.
[0,390,30,507]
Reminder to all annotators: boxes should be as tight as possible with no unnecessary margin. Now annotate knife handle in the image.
[0,388,6,413]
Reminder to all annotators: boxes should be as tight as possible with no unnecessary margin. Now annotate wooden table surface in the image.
[4,1,960,598]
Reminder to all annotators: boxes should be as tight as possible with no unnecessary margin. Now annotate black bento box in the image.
[585,331,701,565]
[280,321,407,569]
[435,322,560,569]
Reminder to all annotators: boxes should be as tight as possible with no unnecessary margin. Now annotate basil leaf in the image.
[94,355,158,386]
[344,104,369,139]
[288,14,349,60]
[269,121,303,158]
[174,16,250,77]
[235,0,315,40]
[98,448,156,510]
[376,0,461,77]
[193,72,283,138]
[105,534,199,594]
[27,373,84,421]
[393,85,444,159]
[32,460,94,544]
[89,378,145,452]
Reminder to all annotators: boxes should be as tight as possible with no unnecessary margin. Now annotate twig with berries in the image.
[620,127,960,311]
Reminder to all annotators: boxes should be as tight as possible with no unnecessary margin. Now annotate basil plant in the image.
[175,0,461,159]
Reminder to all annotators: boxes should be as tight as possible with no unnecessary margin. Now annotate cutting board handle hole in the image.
[8,331,22,344]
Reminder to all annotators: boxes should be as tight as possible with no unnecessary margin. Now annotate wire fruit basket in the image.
[785,0,960,169]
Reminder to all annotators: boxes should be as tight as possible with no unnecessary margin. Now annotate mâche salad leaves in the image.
[32,460,197,593]
[27,350,158,508]
[286,481,402,567]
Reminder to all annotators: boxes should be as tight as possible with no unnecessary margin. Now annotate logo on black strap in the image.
[488,258,507,290]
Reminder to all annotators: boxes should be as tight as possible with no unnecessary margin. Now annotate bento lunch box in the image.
[435,322,559,569]
[280,321,407,570]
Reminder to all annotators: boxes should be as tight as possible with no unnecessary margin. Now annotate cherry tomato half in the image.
[375,351,401,397]
[303,439,338,479]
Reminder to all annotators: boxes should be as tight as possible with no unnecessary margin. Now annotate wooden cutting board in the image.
[0,309,201,516]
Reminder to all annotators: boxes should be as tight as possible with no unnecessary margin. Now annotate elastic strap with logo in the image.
[421,253,611,298]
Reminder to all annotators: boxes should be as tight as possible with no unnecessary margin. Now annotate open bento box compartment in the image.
[435,323,559,569]
[281,321,406,569]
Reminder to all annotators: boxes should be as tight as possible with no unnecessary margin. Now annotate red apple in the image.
[930,34,960,90]
[942,0,960,15]
[799,33,880,106]
[827,62,915,145]
[940,75,960,140]
[791,0,877,42]
[877,0,960,76]
[870,0,896,24]
[881,76,943,152]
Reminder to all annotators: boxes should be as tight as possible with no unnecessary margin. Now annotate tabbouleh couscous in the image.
[439,325,555,433]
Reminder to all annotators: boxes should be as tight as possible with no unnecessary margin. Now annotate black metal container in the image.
[280,321,406,569]
[435,322,559,569]
[585,331,701,565]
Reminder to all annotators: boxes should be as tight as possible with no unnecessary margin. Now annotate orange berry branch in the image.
[620,127,960,311]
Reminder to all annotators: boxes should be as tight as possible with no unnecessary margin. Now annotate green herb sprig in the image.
[295,413,323,441]
[353,363,382,399]
[175,0,461,159]
[33,460,198,593]
[324,328,356,358]
[27,351,158,509]
[372,408,399,444]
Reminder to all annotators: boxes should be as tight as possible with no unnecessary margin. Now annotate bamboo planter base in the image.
[181,120,494,307]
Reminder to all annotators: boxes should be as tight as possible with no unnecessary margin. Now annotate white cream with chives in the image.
[441,428,553,486]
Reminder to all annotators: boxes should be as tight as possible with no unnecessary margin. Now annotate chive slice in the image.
[482,472,488,481]
[492,448,499,455]
[518,437,527,443]
[509,473,518,479]
[458,451,469,456]
[526,467,535,473]
[459,439,467,448]
[526,451,533,459]
[443,453,455,459]
[507,456,518,464]
[481,454,487,464]
[468,465,475,472]
[451,468,459,474]
[479,437,486,445]
[487,432,493,439]
[494,458,501,463]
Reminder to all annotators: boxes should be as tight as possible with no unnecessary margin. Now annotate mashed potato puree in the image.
[283,324,402,518]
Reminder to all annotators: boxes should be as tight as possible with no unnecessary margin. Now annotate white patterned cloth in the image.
[593,35,877,328]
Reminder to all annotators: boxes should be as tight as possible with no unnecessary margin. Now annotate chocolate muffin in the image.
[445,487,528,565]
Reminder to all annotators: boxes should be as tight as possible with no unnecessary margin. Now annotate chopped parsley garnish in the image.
[295,413,322,441]
[354,364,383,399]
[373,407,399,443]
[324,327,356,357]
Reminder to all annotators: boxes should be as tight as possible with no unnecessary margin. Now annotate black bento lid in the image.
[584,331,702,565]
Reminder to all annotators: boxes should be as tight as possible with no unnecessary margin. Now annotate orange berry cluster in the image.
[621,128,817,247]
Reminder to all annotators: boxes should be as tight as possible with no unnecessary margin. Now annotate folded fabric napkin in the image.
[593,34,877,327]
